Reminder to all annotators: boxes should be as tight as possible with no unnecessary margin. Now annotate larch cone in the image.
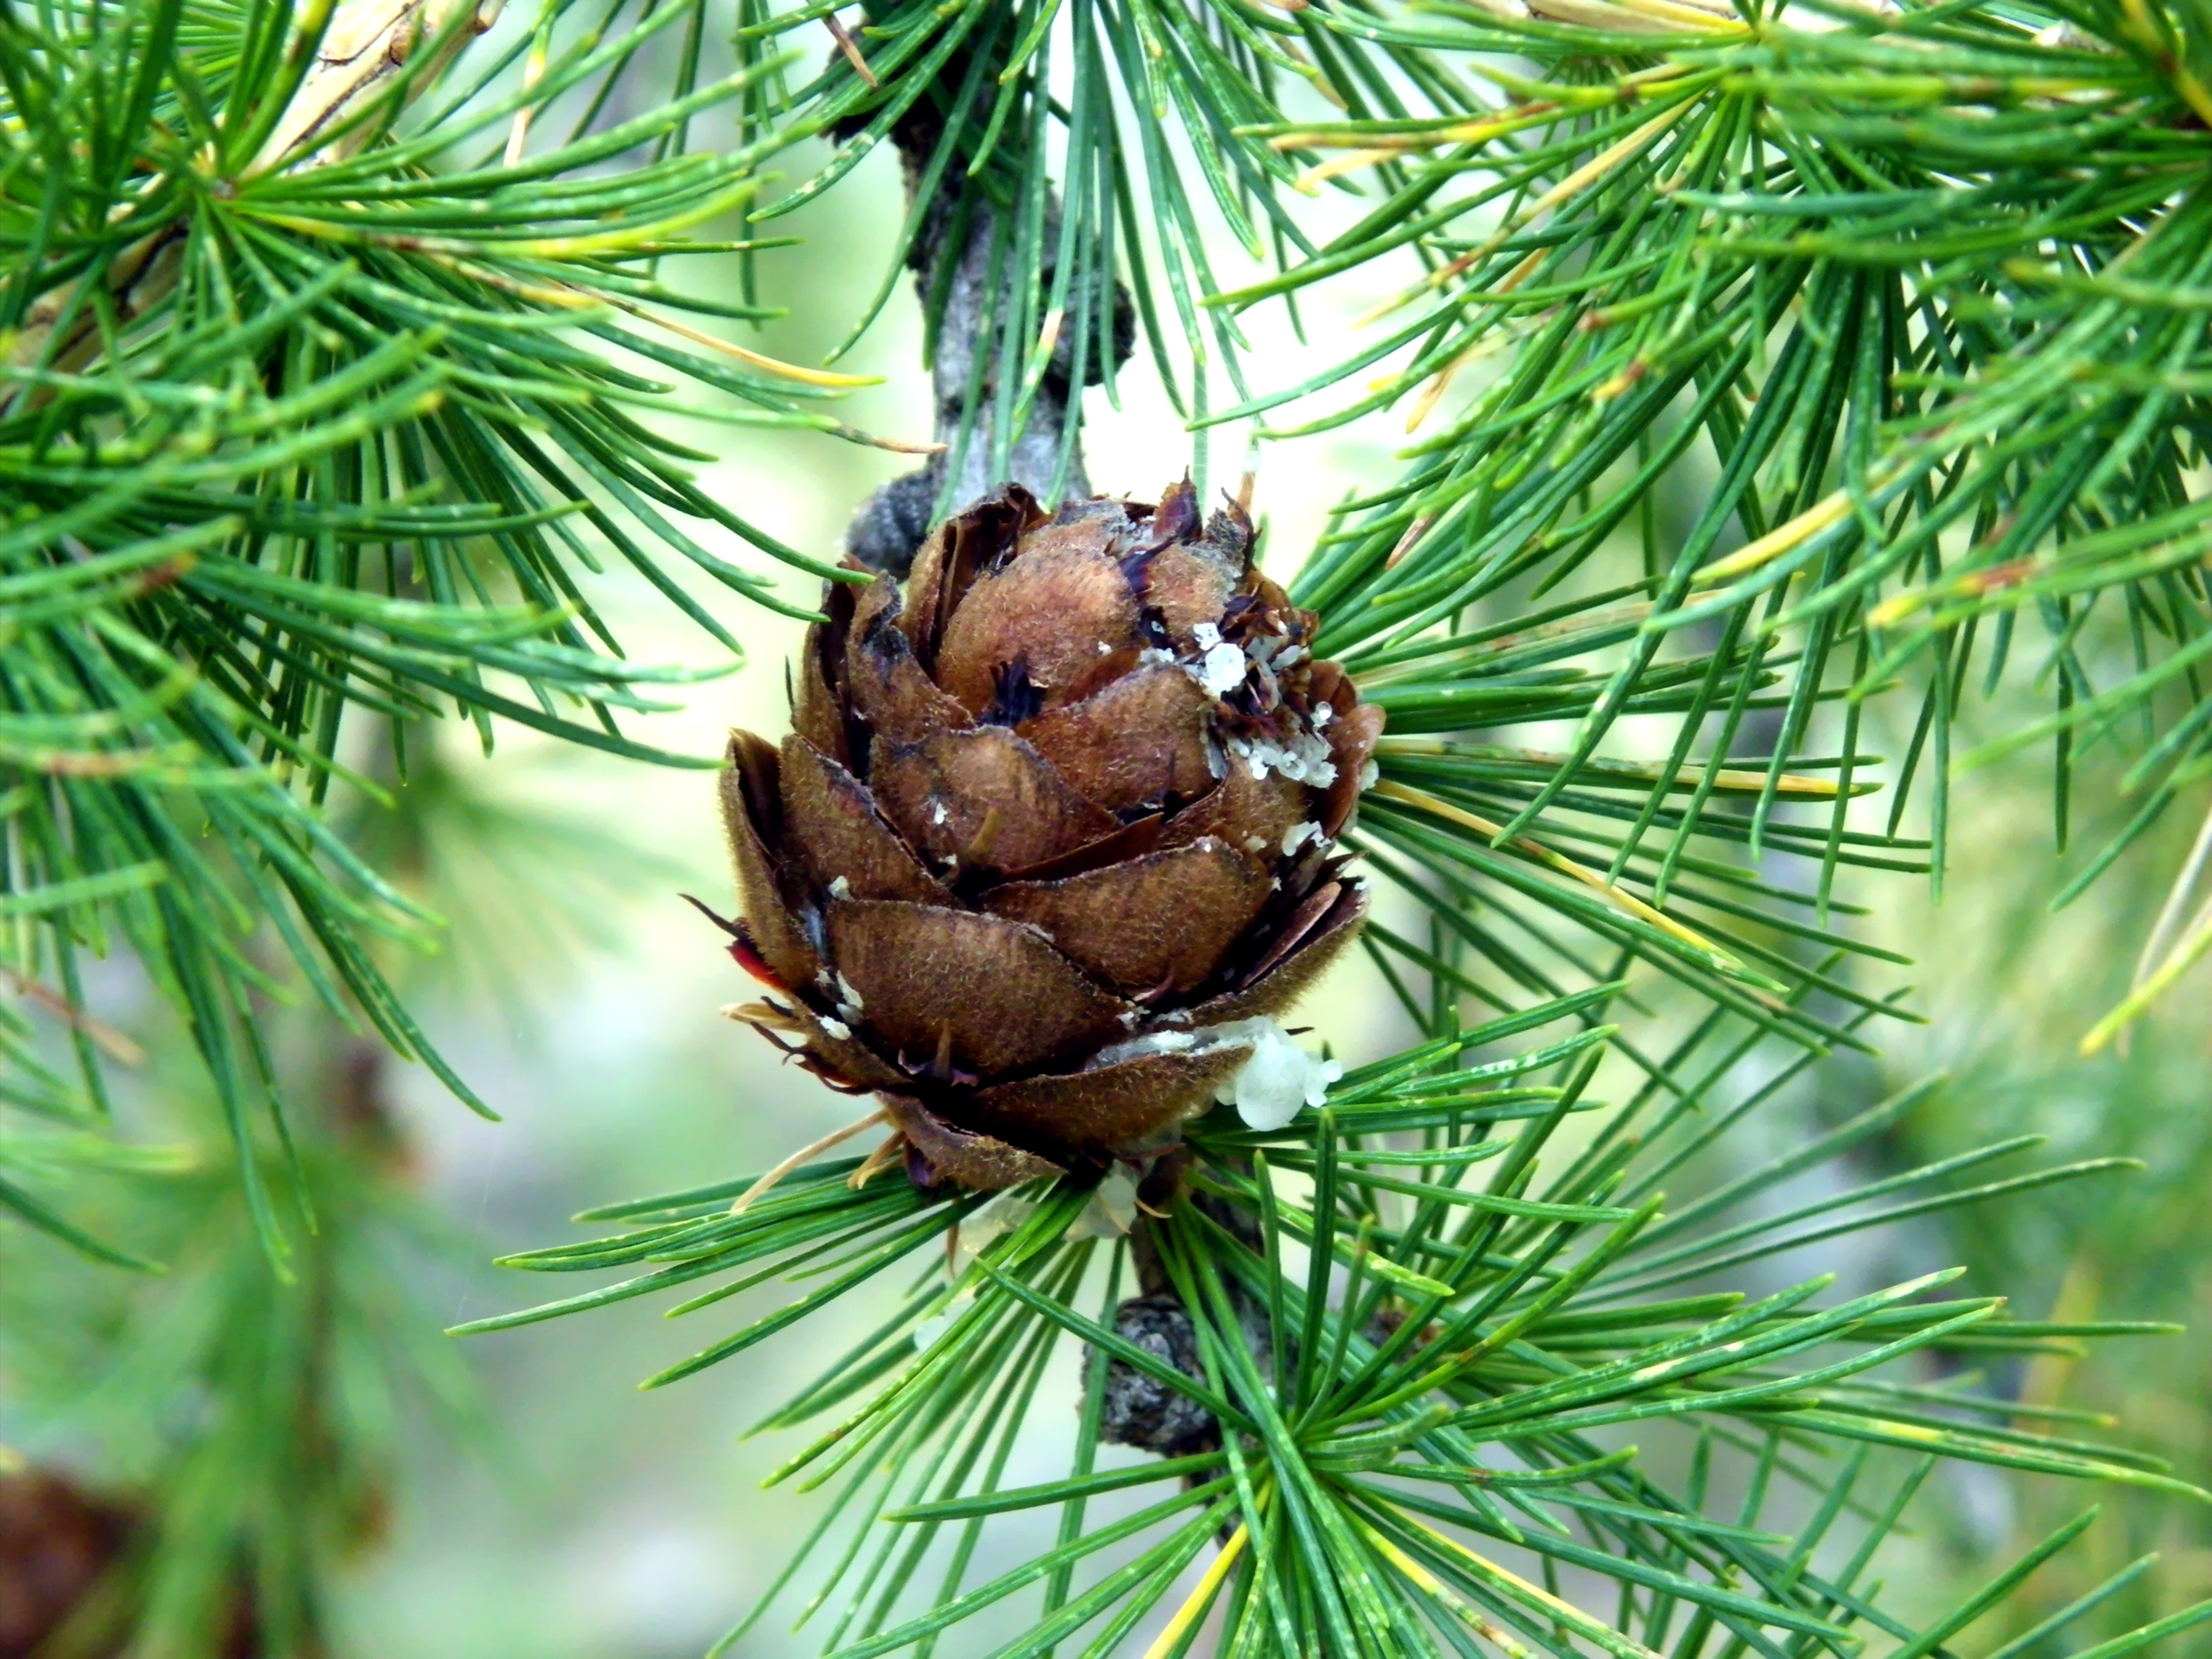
[715,482,1385,1191]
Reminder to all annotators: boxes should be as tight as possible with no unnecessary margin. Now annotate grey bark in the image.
[1100,1187,1277,1463]
[843,123,1131,576]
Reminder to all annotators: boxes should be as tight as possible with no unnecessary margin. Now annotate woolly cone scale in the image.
[714,483,1384,1194]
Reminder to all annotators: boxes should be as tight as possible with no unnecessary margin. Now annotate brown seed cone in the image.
[718,482,1384,1189]
[0,1466,274,1659]
[0,1468,135,1658]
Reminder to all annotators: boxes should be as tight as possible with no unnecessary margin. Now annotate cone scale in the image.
[717,483,1384,1190]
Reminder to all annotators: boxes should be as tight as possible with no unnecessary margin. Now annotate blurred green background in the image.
[2,46,2208,1657]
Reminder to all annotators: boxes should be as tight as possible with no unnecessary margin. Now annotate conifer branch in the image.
[7,0,2210,1651]
[841,23,1134,575]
